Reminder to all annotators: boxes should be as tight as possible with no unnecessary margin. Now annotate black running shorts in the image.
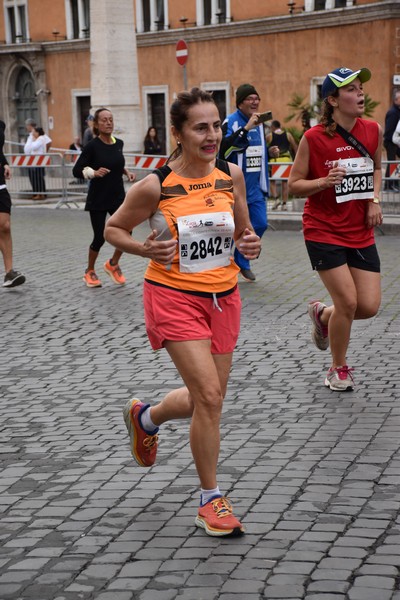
[0,188,11,214]
[305,241,380,273]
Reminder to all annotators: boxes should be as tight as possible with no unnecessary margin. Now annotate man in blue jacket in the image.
[220,84,278,281]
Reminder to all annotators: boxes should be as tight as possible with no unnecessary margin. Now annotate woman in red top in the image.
[289,67,383,392]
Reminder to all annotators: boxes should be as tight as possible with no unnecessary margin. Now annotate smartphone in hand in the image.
[257,111,273,124]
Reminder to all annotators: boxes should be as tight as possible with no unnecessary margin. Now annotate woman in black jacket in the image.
[143,126,162,155]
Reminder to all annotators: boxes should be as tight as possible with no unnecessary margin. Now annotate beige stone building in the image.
[0,0,398,153]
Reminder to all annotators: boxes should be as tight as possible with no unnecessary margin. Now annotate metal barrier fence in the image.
[269,161,400,215]
[5,151,169,209]
[6,152,71,205]
[5,153,400,214]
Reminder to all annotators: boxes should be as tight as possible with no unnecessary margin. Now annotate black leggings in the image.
[89,209,116,252]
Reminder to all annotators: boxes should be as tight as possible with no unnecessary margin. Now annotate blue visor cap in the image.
[321,67,371,99]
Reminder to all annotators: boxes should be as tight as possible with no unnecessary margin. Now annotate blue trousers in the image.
[234,198,267,270]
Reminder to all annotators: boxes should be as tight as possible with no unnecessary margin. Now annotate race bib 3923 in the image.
[335,157,374,203]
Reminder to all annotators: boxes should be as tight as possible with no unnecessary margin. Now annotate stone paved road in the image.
[1,207,400,600]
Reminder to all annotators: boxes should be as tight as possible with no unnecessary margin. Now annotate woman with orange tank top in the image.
[105,88,261,537]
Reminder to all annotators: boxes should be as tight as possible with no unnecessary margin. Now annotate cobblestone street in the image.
[1,207,400,600]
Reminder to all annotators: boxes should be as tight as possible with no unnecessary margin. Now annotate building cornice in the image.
[137,1,399,47]
[0,1,396,55]
[0,38,89,55]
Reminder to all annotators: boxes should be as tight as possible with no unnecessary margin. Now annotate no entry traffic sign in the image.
[176,39,188,66]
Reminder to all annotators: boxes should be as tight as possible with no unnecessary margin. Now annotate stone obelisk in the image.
[90,1,142,152]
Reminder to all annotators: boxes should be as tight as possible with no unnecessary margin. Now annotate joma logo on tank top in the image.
[188,183,212,191]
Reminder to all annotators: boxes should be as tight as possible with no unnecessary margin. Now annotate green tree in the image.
[363,94,379,118]
[285,94,320,125]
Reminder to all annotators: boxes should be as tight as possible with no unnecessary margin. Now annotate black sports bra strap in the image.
[215,158,231,176]
[152,165,172,184]
[153,161,230,182]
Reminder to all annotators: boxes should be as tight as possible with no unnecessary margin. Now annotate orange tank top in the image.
[145,161,239,294]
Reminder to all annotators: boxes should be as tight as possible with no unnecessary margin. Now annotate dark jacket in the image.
[72,137,126,211]
[144,140,161,155]
[384,103,400,146]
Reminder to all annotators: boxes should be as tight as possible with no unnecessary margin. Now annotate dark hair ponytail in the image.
[320,93,339,137]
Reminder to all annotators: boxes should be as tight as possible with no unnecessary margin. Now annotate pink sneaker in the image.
[325,366,355,391]
[308,301,329,350]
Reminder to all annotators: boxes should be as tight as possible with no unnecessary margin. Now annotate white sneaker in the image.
[325,366,355,391]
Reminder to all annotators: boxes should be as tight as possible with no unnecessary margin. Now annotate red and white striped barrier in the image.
[270,164,292,179]
[11,155,51,167]
[132,155,168,170]
[389,163,400,178]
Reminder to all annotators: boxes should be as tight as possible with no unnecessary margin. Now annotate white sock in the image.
[200,486,221,506]
[139,407,158,434]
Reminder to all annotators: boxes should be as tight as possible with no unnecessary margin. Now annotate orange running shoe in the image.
[195,496,245,537]
[122,399,158,467]
[83,269,102,287]
[104,260,126,285]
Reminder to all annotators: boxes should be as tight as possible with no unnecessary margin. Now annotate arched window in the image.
[14,68,38,142]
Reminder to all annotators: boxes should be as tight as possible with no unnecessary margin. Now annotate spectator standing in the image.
[82,115,94,147]
[143,126,162,155]
[25,118,51,152]
[0,120,25,287]
[266,120,298,210]
[69,136,84,184]
[105,87,261,537]
[289,67,382,392]
[72,107,136,288]
[69,136,82,154]
[383,89,400,191]
[219,83,279,282]
[24,126,47,200]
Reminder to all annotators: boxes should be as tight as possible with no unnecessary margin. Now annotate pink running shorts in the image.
[143,280,241,354]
